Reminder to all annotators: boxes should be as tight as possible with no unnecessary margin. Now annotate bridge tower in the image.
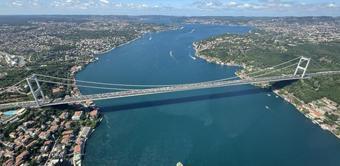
[294,56,311,78]
[26,74,45,106]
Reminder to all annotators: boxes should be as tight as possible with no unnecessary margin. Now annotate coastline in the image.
[193,43,243,68]
[68,30,169,165]
[94,36,142,55]
[193,42,340,139]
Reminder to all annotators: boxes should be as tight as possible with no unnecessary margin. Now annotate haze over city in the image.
[0,0,339,16]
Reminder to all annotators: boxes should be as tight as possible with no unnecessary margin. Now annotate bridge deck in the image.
[0,71,339,110]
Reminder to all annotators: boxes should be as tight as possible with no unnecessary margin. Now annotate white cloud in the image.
[192,0,339,13]
[99,0,109,4]
[227,1,237,7]
[10,0,23,7]
[193,0,223,9]
[327,3,336,8]
[3,0,340,16]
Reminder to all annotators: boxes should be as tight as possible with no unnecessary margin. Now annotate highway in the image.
[1,70,339,110]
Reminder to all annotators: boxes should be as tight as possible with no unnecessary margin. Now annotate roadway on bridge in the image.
[1,71,339,110]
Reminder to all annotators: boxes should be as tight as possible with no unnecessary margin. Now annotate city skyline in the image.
[0,0,339,16]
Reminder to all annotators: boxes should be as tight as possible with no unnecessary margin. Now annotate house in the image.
[72,111,83,121]
[59,112,70,120]
[89,109,99,119]
[16,108,27,116]
[62,130,74,136]
[48,125,59,133]
[3,159,14,166]
[9,132,16,139]
[52,86,64,94]
[73,138,85,166]
[65,121,73,129]
[70,65,82,74]
[15,150,29,165]
[79,127,91,138]
[73,144,82,154]
[61,135,71,145]
[73,153,82,166]
[38,131,50,140]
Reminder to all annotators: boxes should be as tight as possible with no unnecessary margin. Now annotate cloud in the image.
[192,0,339,13]
[50,0,113,9]
[111,3,163,10]
[2,0,340,16]
[193,0,223,9]
[99,0,109,4]
[10,0,23,7]
[327,3,336,8]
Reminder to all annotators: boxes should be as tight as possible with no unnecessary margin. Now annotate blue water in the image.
[77,24,340,166]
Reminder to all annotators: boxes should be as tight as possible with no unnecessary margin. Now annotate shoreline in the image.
[94,36,143,55]
[66,36,144,165]
[193,43,340,139]
[193,43,243,68]
[68,29,172,165]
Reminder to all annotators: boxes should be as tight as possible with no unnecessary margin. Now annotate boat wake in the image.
[189,54,196,60]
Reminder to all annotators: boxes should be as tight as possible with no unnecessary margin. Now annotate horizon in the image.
[0,0,339,16]
[0,14,339,18]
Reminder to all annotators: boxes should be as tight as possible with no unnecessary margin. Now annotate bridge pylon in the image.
[294,56,311,78]
[26,74,45,107]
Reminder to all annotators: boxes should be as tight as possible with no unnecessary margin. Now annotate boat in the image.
[149,36,152,40]
[169,51,174,57]
[267,93,271,97]
[176,162,184,166]
[189,55,196,60]
[265,106,270,110]
[189,29,195,33]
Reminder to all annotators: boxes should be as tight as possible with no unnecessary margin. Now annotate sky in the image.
[0,0,339,16]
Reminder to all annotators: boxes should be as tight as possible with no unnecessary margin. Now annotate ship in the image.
[169,51,174,57]
[176,162,184,166]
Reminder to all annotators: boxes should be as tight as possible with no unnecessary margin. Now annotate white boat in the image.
[176,162,184,166]
[265,106,270,110]
[189,29,195,33]
[149,36,152,40]
[189,55,196,60]
[169,51,174,57]
[267,93,271,97]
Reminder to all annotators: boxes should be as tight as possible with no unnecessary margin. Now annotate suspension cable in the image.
[34,56,302,88]
[252,62,299,78]
[37,79,136,91]
[204,56,302,82]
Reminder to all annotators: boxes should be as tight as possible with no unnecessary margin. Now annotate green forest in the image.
[199,31,340,103]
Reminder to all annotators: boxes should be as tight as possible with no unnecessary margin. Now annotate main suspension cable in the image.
[34,56,302,88]
[37,79,136,91]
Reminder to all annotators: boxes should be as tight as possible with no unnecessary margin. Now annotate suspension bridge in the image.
[1,56,340,110]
